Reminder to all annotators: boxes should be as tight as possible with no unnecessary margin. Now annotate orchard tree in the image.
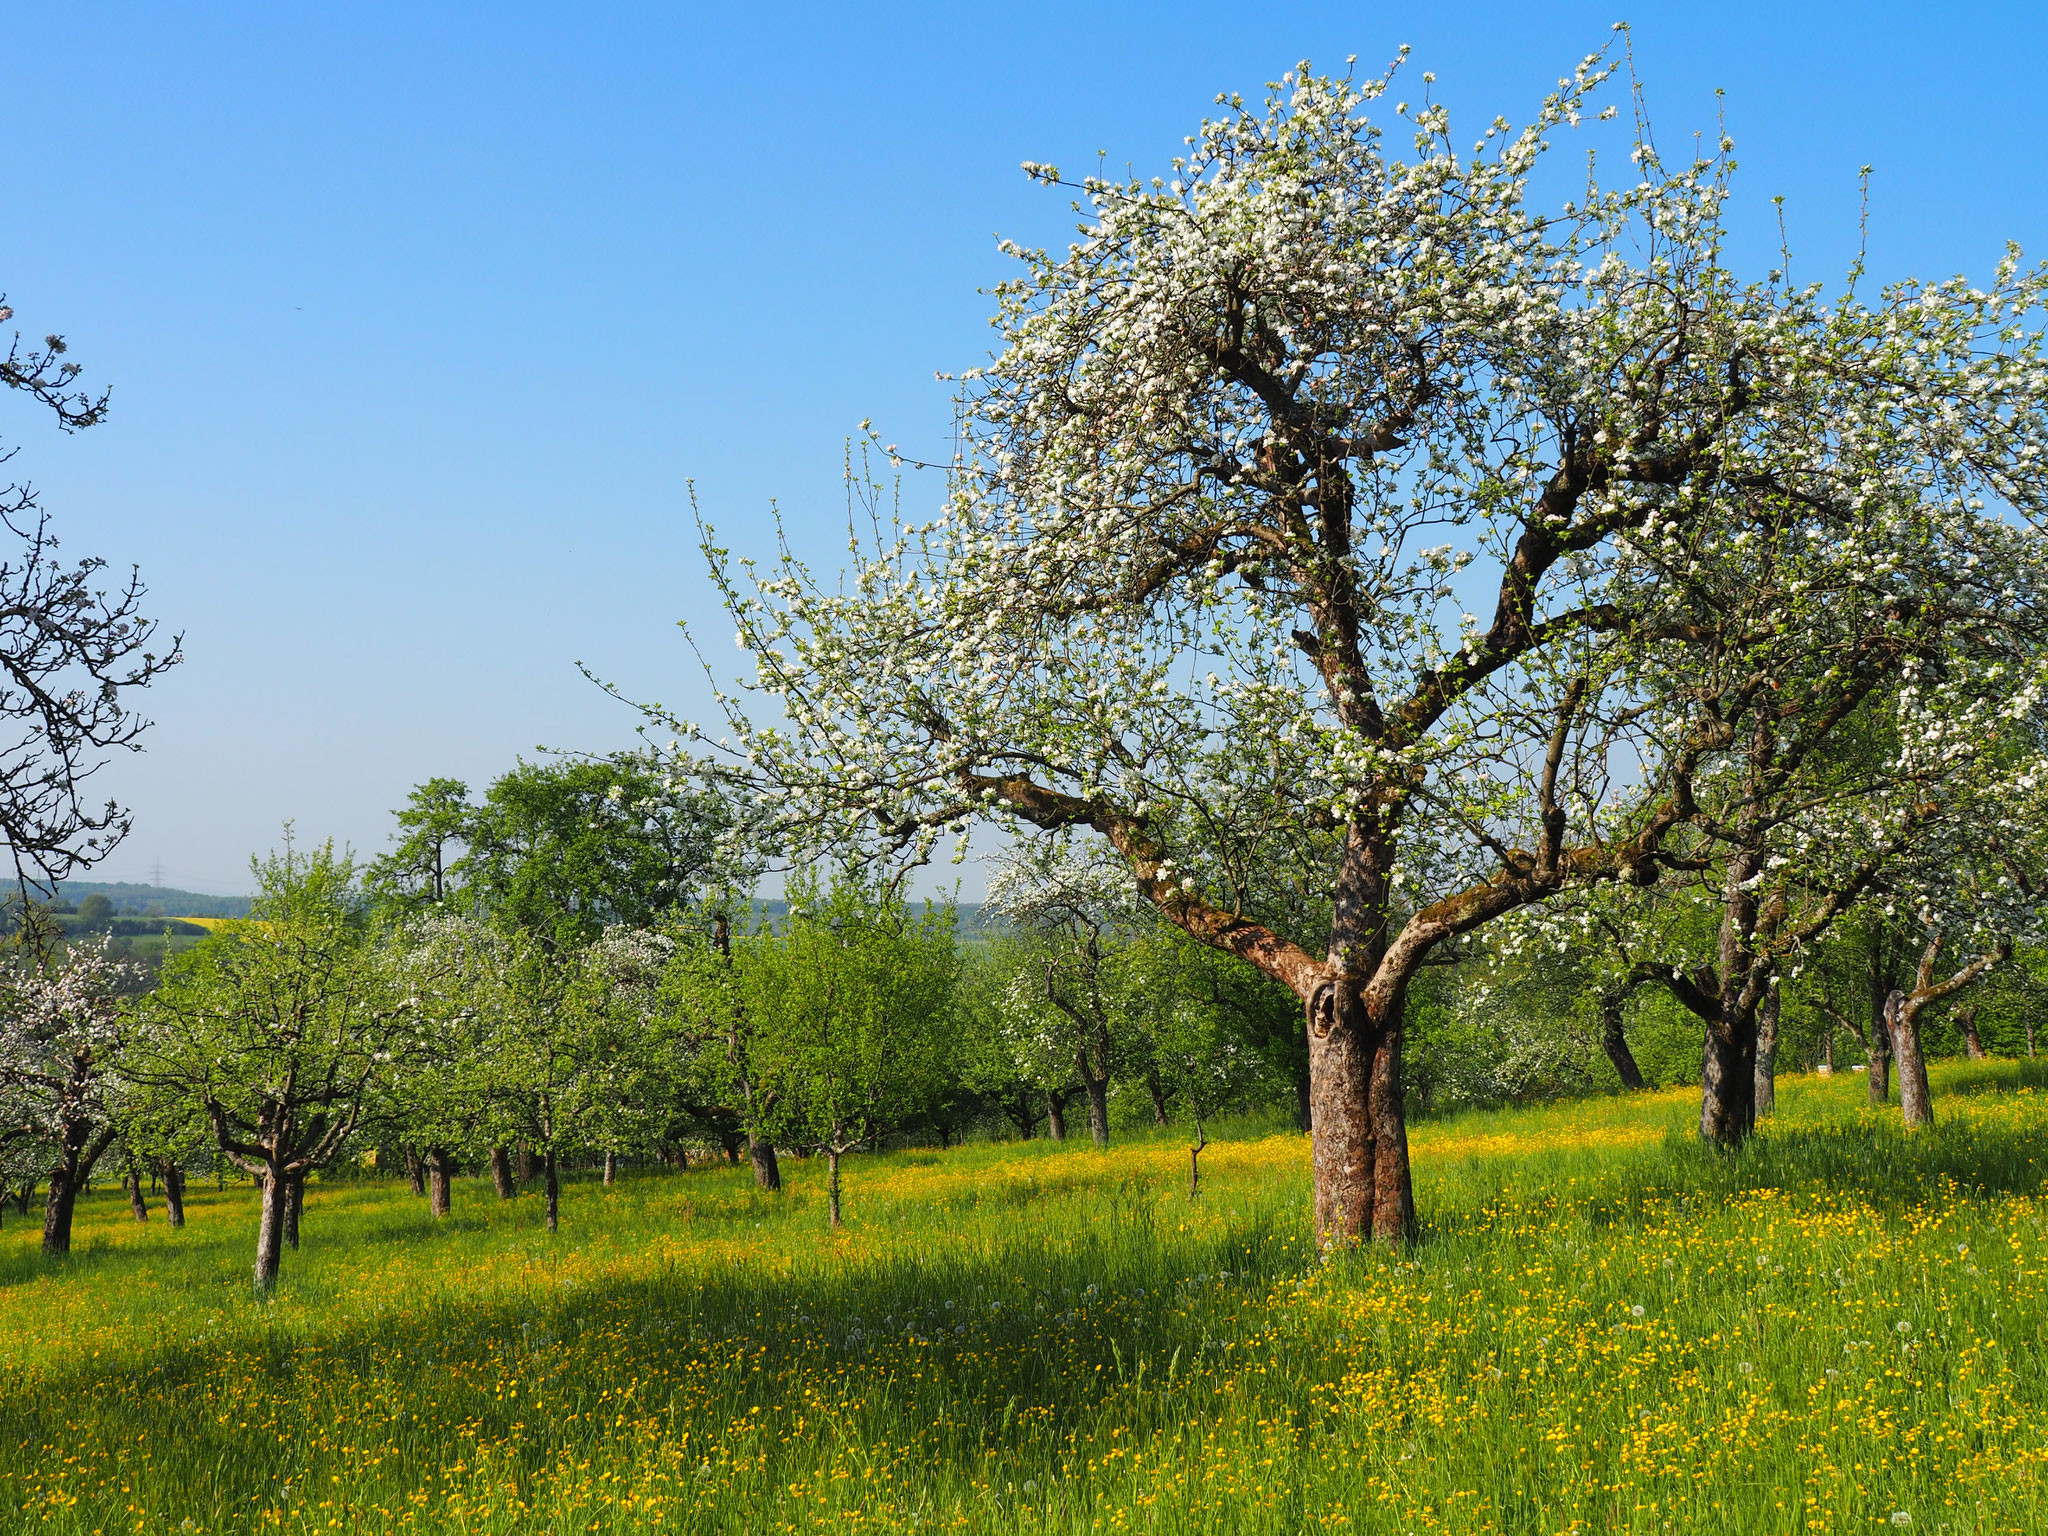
[681,47,2048,1241]
[136,837,419,1289]
[0,938,142,1254]
[746,872,957,1227]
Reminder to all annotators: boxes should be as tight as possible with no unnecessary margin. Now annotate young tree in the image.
[0,939,142,1254]
[136,837,417,1289]
[746,873,957,1227]
[685,51,2048,1241]
[366,778,474,914]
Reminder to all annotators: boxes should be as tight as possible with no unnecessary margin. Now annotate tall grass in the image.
[3,1064,2046,1533]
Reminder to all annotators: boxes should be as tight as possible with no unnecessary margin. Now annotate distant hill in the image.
[50,881,253,919]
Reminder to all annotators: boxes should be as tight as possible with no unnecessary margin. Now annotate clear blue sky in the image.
[6,1,2044,895]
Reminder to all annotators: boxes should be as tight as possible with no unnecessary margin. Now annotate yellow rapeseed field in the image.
[2,1064,2045,1534]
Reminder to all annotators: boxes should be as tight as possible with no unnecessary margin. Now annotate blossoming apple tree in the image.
[685,48,2048,1243]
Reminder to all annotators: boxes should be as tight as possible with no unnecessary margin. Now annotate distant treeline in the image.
[49,882,253,919]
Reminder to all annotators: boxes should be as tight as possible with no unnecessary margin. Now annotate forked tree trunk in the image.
[1890,990,1936,1130]
[1146,1070,1170,1126]
[426,1150,452,1218]
[603,1151,616,1187]
[126,1166,150,1223]
[826,1149,843,1228]
[1960,1005,1986,1061]
[157,1162,186,1229]
[1754,989,1781,1117]
[1307,985,1413,1246]
[544,1150,560,1233]
[748,1136,782,1191]
[1045,1090,1069,1142]
[490,1146,516,1199]
[1188,1120,1208,1200]
[254,1171,288,1290]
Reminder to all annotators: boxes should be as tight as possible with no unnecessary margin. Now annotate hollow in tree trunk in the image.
[826,1149,843,1228]
[254,1171,288,1290]
[426,1149,452,1218]
[748,1136,782,1191]
[126,1164,150,1223]
[544,1149,560,1233]
[490,1146,515,1199]
[1889,989,1936,1130]
[157,1161,186,1229]
[1960,1005,1986,1060]
[1754,988,1781,1118]
[1044,1090,1069,1142]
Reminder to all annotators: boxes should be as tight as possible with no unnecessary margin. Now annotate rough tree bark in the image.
[405,1147,426,1197]
[1599,983,1647,1091]
[426,1148,453,1218]
[1960,1005,1986,1060]
[748,1136,782,1191]
[283,1171,304,1250]
[1886,933,2008,1131]
[1754,987,1782,1118]
[41,1125,116,1257]
[1044,1090,1069,1142]
[125,1163,149,1223]
[489,1146,516,1199]
[254,1173,288,1289]
[155,1159,185,1228]
[602,1151,616,1187]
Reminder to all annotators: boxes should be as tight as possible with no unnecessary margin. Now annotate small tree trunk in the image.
[489,1146,516,1199]
[1866,1015,1892,1105]
[254,1170,288,1290]
[1754,990,1781,1118]
[126,1165,150,1223]
[2029,1015,2038,1058]
[427,1150,452,1218]
[1961,1005,1986,1060]
[1189,1119,1208,1200]
[405,1147,425,1197]
[41,1162,80,1257]
[748,1136,782,1191]
[1600,990,1646,1090]
[826,1149,843,1229]
[1890,990,1936,1130]
[1698,1010,1759,1145]
[1821,1027,1834,1074]
[544,1149,560,1233]
[603,1151,616,1187]
[1045,1090,1068,1142]
[158,1162,185,1229]
[283,1171,304,1250]
[1081,1074,1110,1149]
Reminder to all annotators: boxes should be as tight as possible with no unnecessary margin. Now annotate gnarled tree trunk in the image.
[1890,989,1935,1129]
[254,1171,288,1290]
[1960,1005,1986,1060]
[1599,985,1646,1090]
[748,1136,782,1191]
[1307,981,1413,1246]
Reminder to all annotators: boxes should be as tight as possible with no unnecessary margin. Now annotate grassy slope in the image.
[3,1066,2047,1535]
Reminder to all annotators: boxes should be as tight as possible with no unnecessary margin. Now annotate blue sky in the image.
[6,1,2044,895]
